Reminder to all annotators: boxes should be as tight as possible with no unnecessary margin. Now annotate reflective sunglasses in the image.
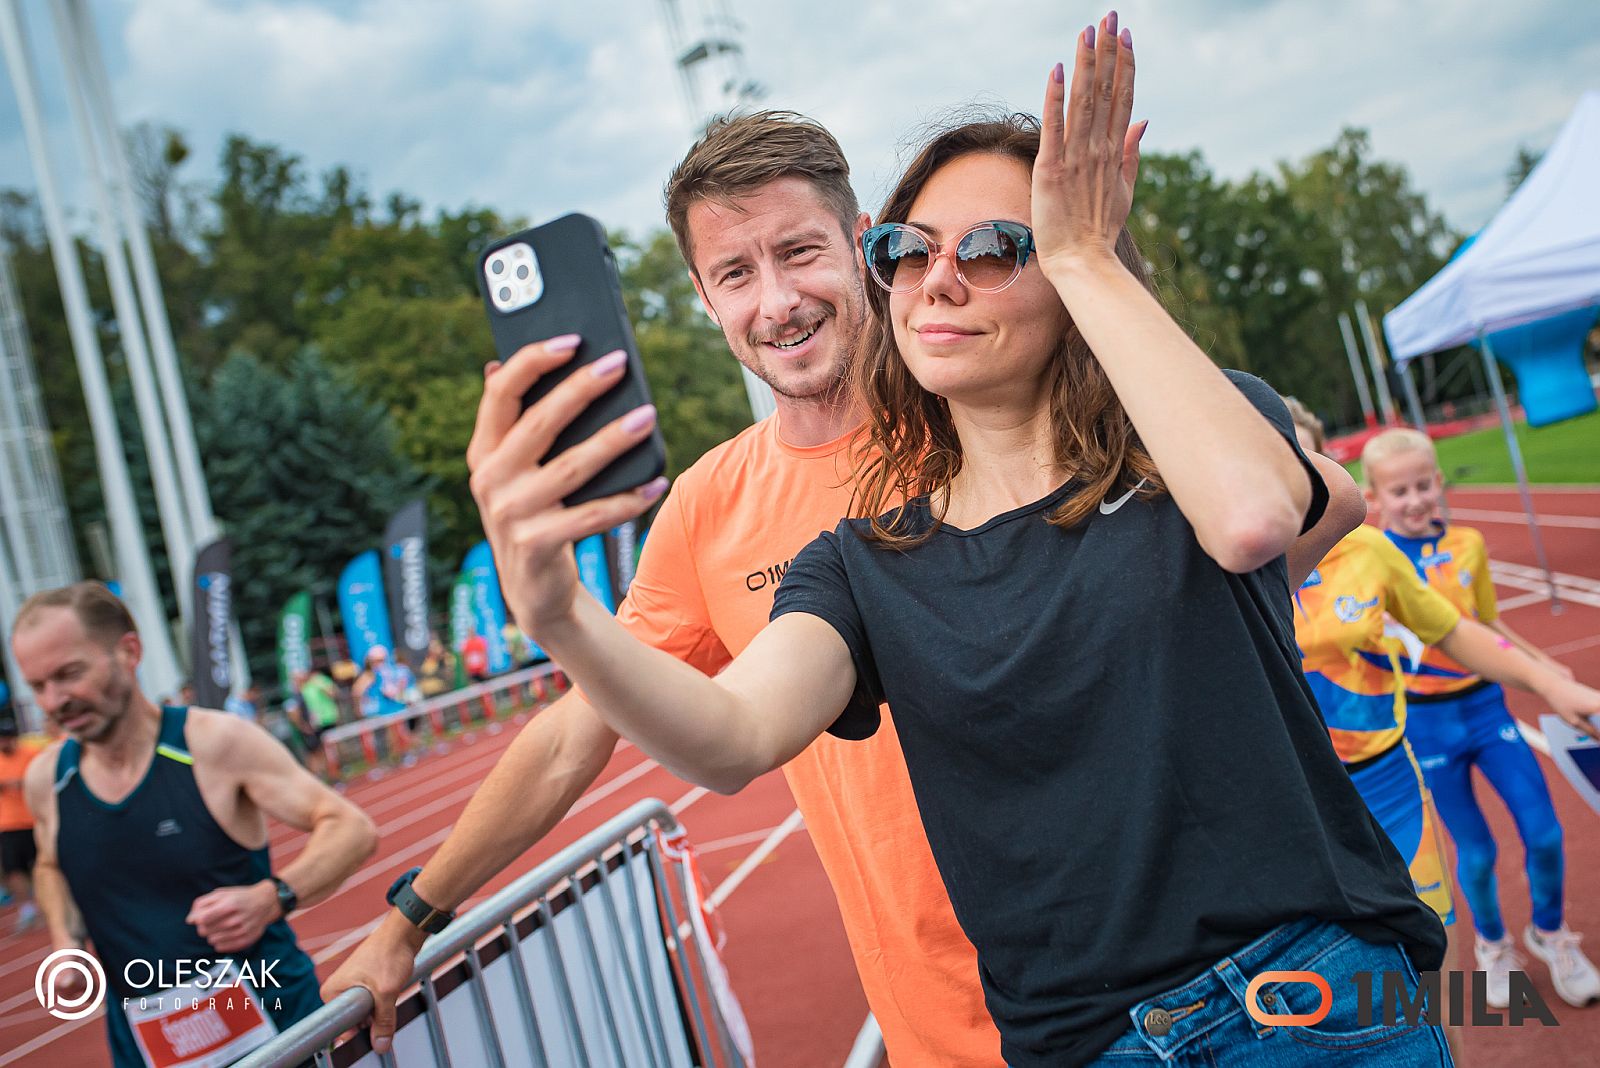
[861,220,1036,294]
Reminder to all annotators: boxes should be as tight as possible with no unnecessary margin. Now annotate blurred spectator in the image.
[291,668,342,781]
[0,713,44,932]
[418,638,455,698]
[224,684,261,722]
[461,630,489,683]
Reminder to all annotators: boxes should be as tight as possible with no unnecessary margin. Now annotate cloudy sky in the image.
[2,0,1596,245]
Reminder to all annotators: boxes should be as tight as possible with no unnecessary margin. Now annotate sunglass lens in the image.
[870,227,931,291]
[956,226,1021,290]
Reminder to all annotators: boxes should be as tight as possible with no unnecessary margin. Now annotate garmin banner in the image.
[461,541,511,674]
[277,590,313,691]
[575,534,616,613]
[383,499,430,671]
[338,549,394,668]
[191,538,233,710]
[604,521,639,604]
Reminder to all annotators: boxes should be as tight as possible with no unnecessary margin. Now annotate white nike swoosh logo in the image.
[1098,478,1149,515]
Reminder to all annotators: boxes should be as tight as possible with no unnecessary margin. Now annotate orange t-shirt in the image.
[617,415,1001,1066]
[0,738,46,831]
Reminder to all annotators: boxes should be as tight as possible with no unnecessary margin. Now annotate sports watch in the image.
[387,866,454,934]
[271,875,298,916]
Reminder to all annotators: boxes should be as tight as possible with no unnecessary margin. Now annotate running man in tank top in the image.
[15,582,378,1068]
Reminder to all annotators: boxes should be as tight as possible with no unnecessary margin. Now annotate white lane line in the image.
[1544,633,1600,658]
[1517,718,1551,756]
[1487,571,1600,609]
[1495,590,1554,612]
[1453,508,1600,531]
[0,1011,102,1066]
[1491,560,1600,592]
[708,808,805,910]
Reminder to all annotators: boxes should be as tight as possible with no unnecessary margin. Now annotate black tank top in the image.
[54,706,321,1067]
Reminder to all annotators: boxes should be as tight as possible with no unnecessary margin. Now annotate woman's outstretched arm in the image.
[465,335,854,792]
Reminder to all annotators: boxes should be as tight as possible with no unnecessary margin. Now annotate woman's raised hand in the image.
[1033,10,1147,280]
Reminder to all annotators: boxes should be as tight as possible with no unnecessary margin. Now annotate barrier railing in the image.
[237,798,752,1067]
[319,663,568,780]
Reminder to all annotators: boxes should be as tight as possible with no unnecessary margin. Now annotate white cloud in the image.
[1,0,1594,246]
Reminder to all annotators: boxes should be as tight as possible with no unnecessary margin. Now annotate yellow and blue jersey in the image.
[1294,525,1461,764]
[1383,523,1498,700]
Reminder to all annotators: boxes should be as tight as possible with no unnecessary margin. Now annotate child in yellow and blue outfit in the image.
[1362,428,1600,1010]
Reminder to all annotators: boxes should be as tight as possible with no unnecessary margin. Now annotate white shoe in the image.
[1475,932,1520,1009]
[15,902,39,933]
[1524,925,1600,1008]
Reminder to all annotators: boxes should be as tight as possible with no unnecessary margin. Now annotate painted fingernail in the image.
[1121,27,1132,48]
[1084,24,1095,48]
[640,477,668,501]
[622,404,657,433]
[1052,61,1064,83]
[590,349,627,377]
[546,333,581,351]
[1137,119,1149,141]
[1106,10,1118,36]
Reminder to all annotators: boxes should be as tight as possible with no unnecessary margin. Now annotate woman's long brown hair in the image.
[851,112,1165,547]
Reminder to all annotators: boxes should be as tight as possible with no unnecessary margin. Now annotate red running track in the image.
[1,485,1596,1066]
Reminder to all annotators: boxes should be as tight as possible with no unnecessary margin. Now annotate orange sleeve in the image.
[612,484,732,677]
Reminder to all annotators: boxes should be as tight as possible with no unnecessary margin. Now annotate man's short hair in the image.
[14,582,137,648]
[1361,427,1436,482]
[663,110,859,275]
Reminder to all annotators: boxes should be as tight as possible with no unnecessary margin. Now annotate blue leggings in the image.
[1406,683,1564,940]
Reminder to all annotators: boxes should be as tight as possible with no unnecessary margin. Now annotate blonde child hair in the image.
[1281,396,1325,454]
[1360,428,1436,484]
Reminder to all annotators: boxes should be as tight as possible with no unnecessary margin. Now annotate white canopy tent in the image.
[1386,90,1600,360]
[1383,91,1600,611]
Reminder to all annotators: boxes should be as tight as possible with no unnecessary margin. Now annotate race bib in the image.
[124,961,278,1068]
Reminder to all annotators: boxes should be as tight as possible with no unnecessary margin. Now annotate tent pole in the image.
[1477,331,1560,613]
[1338,312,1378,428]
[1399,360,1428,432]
[1356,300,1397,424]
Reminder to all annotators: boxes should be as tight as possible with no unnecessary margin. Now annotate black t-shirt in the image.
[771,371,1445,1068]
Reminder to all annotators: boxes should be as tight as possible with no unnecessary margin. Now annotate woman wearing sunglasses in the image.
[468,15,1452,1067]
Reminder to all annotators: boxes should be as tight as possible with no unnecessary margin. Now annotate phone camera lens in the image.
[498,286,512,303]
[515,265,529,280]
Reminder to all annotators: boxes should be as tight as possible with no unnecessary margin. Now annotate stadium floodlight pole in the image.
[1336,311,1378,429]
[62,0,250,689]
[1477,329,1560,613]
[0,0,182,699]
[1354,299,1397,425]
[0,529,37,731]
[47,0,197,622]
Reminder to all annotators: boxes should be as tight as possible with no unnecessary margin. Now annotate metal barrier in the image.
[319,664,568,780]
[237,799,751,1068]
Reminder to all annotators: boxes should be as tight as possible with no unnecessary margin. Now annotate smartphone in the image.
[477,213,666,506]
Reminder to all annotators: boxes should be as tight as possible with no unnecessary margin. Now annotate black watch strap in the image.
[271,875,298,916]
[388,867,454,934]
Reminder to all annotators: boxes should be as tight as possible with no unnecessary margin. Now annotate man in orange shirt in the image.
[0,711,45,932]
[325,110,1360,1063]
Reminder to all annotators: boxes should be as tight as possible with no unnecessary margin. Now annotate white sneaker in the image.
[15,902,39,933]
[1525,925,1600,1008]
[1475,933,1520,1009]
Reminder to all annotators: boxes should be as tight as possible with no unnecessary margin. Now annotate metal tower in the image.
[657,0,777,422]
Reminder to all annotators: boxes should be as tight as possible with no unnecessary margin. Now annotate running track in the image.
[2,486,1597,1066]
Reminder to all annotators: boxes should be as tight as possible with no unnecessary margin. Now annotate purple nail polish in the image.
[589,349,627,377]
[1121,27,1132,49]
[547,333,581,351]
[640,477,669,501]
[1106,10,1118,37]
[1052,61,1064,83]
[622,405,657,433]
[1085,24,1095,48]
[1138,119,1149,141]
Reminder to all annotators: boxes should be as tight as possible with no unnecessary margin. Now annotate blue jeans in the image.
[1081,917,1453,1066]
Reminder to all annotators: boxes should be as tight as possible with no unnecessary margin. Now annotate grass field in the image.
[1346,408,1600,484]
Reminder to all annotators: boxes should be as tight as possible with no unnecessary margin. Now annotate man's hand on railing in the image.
[320,910,428,1054]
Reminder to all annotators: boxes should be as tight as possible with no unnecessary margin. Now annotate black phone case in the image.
[477,213,666,507]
